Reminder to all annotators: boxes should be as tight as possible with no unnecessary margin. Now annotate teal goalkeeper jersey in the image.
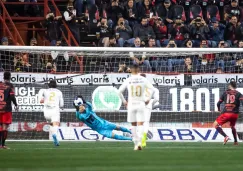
[76,102,105,130]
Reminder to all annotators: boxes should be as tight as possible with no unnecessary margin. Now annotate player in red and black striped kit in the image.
[0,71,18,149]
[213,81,243,145]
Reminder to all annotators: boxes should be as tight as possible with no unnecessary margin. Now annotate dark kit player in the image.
[213,81,243,145]
[0,72,18,149]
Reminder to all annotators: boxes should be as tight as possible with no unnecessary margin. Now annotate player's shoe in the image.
[52,135,60,146]
[2,146,10,149]
[142,133,147,148]
[223,136,230,145]
[233,142,239,146]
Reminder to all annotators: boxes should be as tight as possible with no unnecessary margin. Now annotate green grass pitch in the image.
[1,142,243,171]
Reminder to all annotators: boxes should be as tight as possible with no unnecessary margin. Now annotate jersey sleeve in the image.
[153,88,160,101]
[145,79,154,100]
[118,80,128,103]
[85,102,93,111]
[38,89,45,102]
[59,91,64,107]
[9,84,17,106]
[219,92,226,102]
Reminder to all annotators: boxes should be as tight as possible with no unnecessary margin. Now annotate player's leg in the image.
[1,112,12,149]
[114,125,131,134]
[98,130,132,141]
[50,112,60,146]
[136,104,145,149]
[142,106,152,148]
[44,110,60,146]
[213,114,229,145]
[127,106,139,148]
[0,115,2,148]
[229,115,239,145]
[99,121,132,140]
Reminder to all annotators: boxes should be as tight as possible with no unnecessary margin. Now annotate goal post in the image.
[1,46,243,142]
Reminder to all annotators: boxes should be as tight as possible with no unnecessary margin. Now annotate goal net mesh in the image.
[1,46,243,141]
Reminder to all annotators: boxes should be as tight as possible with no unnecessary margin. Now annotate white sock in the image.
[137,125,144,145]
[131,126,137,146]
[143,122,149,134]
[50,125,58,136]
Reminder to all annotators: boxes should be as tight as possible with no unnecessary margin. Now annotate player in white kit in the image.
[38,80,64,146]
[118,65,154,150]
[140,74,160,148]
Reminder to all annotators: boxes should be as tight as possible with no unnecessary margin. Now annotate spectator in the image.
[108,36,118,47]
[170,15,190,47]
[24,0,40,17]
[156,0,173,26]
[184,39,193,48]
[0,37,14,71]
[224,15,239,46]
[134,17,156,45]
[208,17,226,47]
[118,63,131,73]
[28,38,43,72]
[51,40,70,72]
[106,0,124,25]
[75,0,95,17]
[167,39,185,72]
[97,17,113,47]
[228,40,243,72]
[175,56,196,85]
[224,0,243,22]
[137,0,156,21]
[198,40,217,73]
[189,16,210,47]
[148,38,167,72]
[115,17,134,47]
[129,37,151,71]
[45,12,62,46]
[236,22,243,43]
[64,4,80,45]
[151,17,168,47]
[124,0,138,28]
[216,68,224,73]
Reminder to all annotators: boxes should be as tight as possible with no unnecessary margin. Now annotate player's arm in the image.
[10,85,17,108]
[145,79,154,104]
[153,88,160,103]
[59,92,64,108]
[38,89,45,104]
[118,80,128,105]
[217,92,225,111]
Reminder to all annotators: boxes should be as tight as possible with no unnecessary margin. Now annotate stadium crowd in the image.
[1,0,243,74]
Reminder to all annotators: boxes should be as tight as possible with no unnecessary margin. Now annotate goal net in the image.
[1,46,243,142]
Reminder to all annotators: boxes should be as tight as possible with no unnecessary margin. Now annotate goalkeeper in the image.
[74,96,132,141]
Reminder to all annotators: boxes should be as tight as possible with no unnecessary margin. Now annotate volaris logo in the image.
[92,86,122,111]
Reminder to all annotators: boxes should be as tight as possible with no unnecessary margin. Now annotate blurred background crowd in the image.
[1,0,243,74]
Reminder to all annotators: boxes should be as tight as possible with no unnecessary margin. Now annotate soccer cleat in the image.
[52,135,60,146]
[142,133,147,148]
[2,146,10,149]
[223,136,230,145]
[234,142,239,146]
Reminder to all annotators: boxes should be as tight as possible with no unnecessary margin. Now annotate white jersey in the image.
[118,74,154,103]
[39,88,64,109]
[145,87,159,102]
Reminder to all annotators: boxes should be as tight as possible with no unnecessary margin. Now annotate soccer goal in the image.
[1,46,243,142]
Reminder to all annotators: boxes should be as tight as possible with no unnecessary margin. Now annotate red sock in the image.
[215,126,227,137]
[232,127,238,142]
[2,130,8,146]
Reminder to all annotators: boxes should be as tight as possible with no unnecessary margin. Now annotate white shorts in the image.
[44,108,60,123]
[127,101,145,122]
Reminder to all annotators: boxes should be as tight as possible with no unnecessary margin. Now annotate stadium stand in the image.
[1,0,243,75]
